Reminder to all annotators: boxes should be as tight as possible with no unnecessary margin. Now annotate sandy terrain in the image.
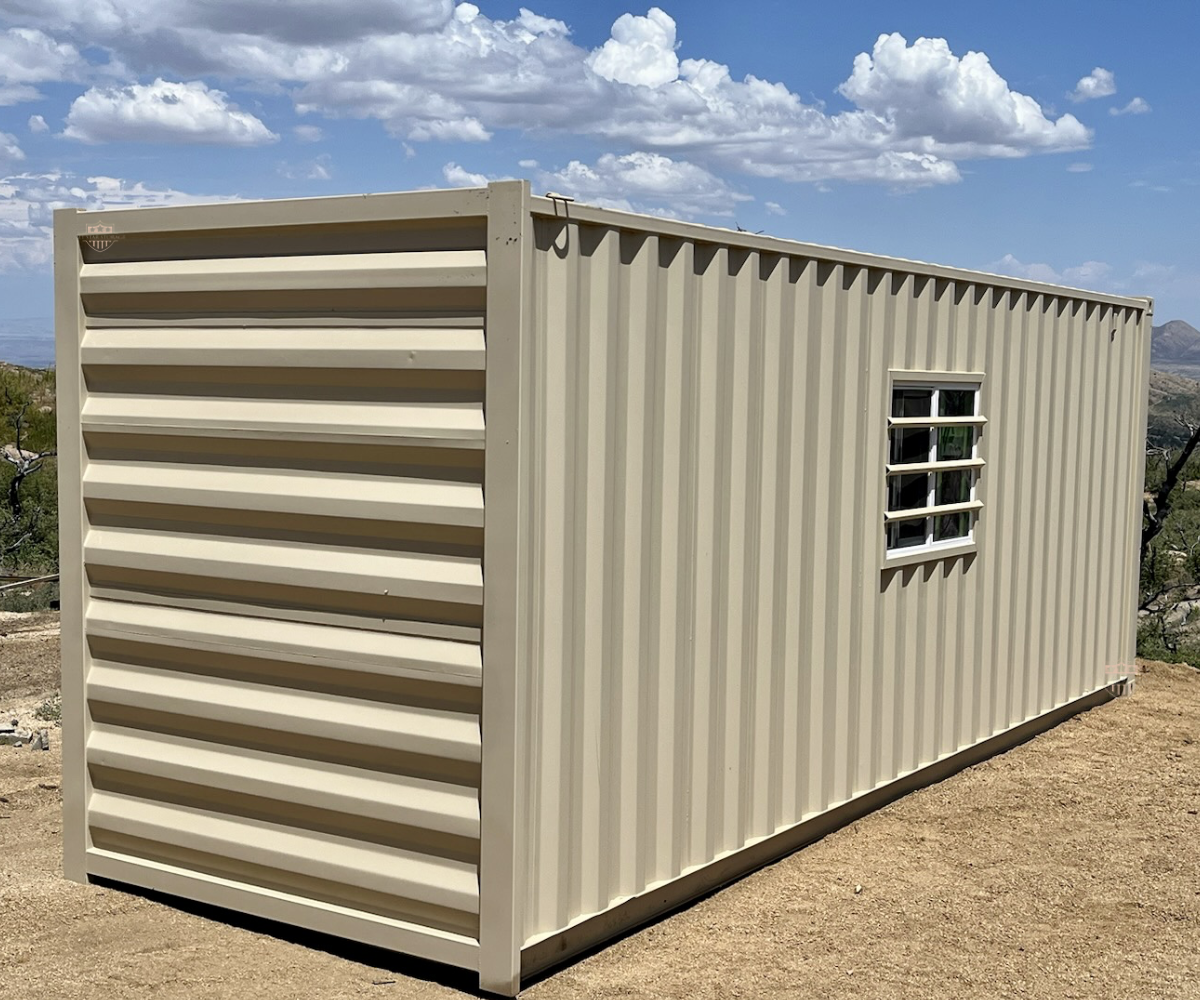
[2,615,1198,999]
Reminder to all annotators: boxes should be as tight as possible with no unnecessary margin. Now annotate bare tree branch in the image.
[1142,422,1200,559]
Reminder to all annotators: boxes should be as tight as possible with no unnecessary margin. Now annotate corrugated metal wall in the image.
[515,209,1148,949]
[58,196,491,970]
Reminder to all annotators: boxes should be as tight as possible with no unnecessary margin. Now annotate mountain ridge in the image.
[1152,319,1200,373]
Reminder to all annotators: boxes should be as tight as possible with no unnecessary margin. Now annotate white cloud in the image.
[2,6,1095,188]
[442,161,489,187]
[407,116,491,142]
[1110,97,1150,116]
[537,151,752,218]
[980,257,1198,320]
[186,0,453,44]
[293,123,323,142]
[62,78,278,145]
[588,8,679,88]
[0,170,241,271]
[1070,67,1116,102]
[277,154,331,180]
[1066,162,1092,172]
[0,133,25,164]
[2,0,453,46]
[518,158,539,169]
[765,201,786,216]
[0,84,42,106]
[988,253,1113,289]
[841,34,1090,158]
[0,27,84,83]
[27,115,48,133]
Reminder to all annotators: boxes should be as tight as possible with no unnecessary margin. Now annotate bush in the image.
[0,364,57,577]
[34,691,62,724]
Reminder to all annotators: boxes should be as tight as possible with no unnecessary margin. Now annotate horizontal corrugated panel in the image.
[83,462,484,528]
[81,327,486,370]
[85,528,482,606]
[85,600,482,683]
[80,395,485,447]
[87,724,478,838]
[87,660,482,762]
[88,790,479,914]
[80,250,486,295]
[517,219,1147,950]
[67,205,489,965]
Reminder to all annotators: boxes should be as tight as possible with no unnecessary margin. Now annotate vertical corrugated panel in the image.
[518,214,1149,951]
[68,215,489,969]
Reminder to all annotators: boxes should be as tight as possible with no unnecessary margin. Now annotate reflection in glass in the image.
[936,469,971,505]
[889,472,929,511]
[938,426,974,461]
[892,387,932,417]
[935,512,970,541]
[888,517,928,549]
[939,389,976,417]
[891,427,931,465]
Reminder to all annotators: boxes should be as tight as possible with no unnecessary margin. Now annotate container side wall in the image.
[58,193,491,973]
[518,215,1148,957]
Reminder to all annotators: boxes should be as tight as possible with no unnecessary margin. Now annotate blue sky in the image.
[0,0,1195,326]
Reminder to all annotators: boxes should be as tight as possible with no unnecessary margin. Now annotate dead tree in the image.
[1,388,56,570]
[1142,414,1200,560]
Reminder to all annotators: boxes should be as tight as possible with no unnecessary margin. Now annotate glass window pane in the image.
[939,389,976,417]
[890,426,931,465]
[936,469,972,505]
[888,517,928,549]
[892,387,932,418]
[888,472,929,511]
[934,512,970,541]
[938,426,974,461]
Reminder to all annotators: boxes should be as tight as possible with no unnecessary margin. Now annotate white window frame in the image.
[883,370,986,569]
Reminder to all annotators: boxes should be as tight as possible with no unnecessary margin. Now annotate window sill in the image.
[882,538,977,571]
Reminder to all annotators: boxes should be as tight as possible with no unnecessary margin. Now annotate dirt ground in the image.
[2,616,1198,1000]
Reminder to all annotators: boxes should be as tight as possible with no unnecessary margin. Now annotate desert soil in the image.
[2,615,1198,999]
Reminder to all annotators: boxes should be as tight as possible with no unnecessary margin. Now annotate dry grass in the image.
[2,619,1197,999]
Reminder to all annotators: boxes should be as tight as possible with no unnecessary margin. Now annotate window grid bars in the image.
[886,382,981,552]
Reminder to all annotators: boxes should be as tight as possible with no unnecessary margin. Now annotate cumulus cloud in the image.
[442,161,489,187]
[988,253,1114,289]
[0,133,25,164]
[27,115,48,133]
[0,26,84,82]
[1069,67,1116,102]
[62,79,278,145]
[588,8,679,87]
[2,5,1095,187]
[537,151,752,218]
[765,201,786,216]
[293,123,323,142]
[841,34,1090,158]
[0,26,86,103]
[1110,97,1150,116]
[0,170,240,271]
[1066,162,1092,172]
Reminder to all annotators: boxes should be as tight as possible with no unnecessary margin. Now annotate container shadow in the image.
[88,876,487,997]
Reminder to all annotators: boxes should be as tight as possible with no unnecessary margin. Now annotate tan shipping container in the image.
[55,180,1151,995]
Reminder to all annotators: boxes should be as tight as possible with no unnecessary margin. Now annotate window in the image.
[884,374,984,562]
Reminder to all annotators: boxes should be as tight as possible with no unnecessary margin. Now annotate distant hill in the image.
[1152,320,1200,378]
[0,317,54,368]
